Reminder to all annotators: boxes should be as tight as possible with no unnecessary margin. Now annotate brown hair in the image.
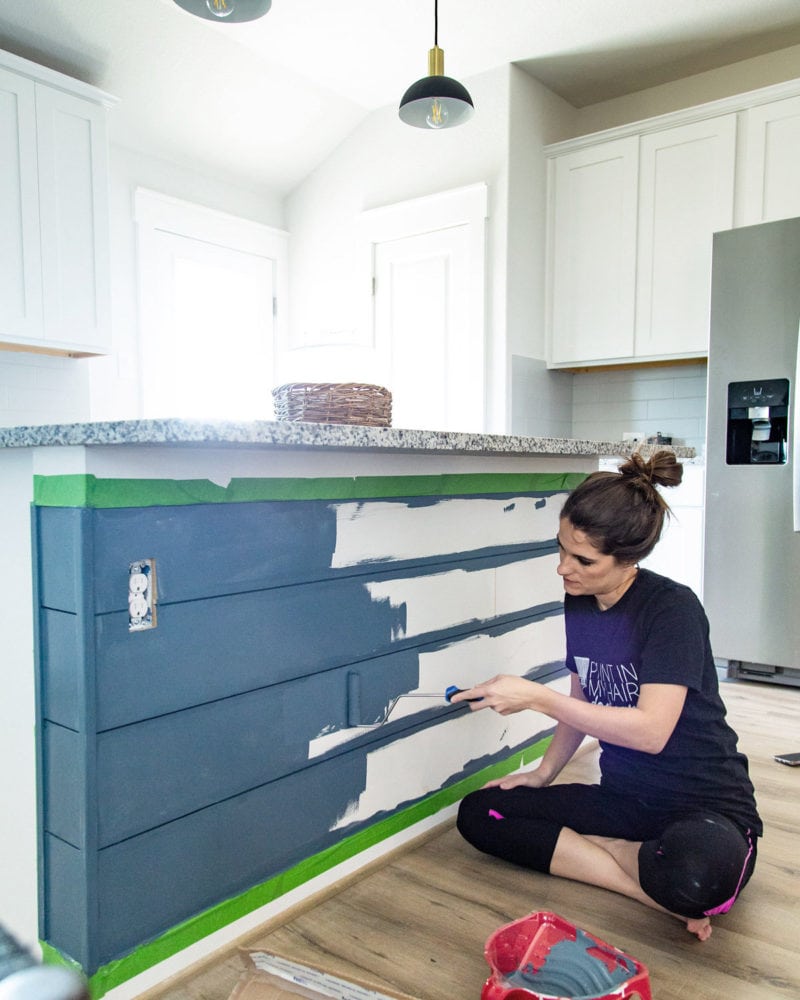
[560,450,683,564]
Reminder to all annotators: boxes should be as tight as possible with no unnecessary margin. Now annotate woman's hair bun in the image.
[619,449,683,489]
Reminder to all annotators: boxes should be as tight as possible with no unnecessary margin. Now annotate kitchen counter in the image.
[0,417,696,458]
[0,419,694,999]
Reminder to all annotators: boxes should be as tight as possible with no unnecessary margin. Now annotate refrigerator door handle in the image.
[795,319,800,532]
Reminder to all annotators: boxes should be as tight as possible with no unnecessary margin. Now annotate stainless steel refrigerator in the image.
[705,217,800,685]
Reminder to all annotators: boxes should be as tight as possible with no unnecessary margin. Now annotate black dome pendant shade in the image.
[172,0,272,23]
[399,0,474,129]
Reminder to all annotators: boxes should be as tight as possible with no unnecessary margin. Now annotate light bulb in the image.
[426,99,449,129]
[206,0,235,17]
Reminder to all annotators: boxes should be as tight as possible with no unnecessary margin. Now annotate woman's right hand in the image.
[482,769,551,791]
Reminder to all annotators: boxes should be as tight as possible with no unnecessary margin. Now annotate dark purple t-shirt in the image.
[565,569,762,837]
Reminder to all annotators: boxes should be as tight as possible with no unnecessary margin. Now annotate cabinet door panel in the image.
[739,95,800,225]
[549,137,639,364]
[636,115,736,359]
[35,85,111,352]
[0,68,42,343]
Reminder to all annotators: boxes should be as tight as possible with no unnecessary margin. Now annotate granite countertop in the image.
[0,418,696,459]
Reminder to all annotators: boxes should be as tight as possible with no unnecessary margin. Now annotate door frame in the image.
[356,184,488,427]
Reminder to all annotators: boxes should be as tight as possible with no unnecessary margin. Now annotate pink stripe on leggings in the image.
[703,830,754,916]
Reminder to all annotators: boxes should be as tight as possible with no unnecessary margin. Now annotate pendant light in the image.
[172,0,272,23]
[398,0,474,130]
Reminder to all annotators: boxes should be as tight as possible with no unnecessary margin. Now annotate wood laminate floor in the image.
[147,679,800,1000]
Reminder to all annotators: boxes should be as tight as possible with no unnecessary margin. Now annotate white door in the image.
[373,224,482,431]
[141,230,275,420]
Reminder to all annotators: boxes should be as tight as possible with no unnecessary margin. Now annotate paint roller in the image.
[347,675,480,728]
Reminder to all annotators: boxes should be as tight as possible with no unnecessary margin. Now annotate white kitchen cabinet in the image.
[548,137,639,365]
[0,50,113,356]
[640,462,705,599]
[635,115,736,360]
[547,116,736,369]
[738,94,800,226]
[0,67,41,346]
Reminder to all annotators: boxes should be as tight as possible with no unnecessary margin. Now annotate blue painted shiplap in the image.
[34,485,569,975]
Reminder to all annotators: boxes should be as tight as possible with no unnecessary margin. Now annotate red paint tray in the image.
[482,911,651,1000]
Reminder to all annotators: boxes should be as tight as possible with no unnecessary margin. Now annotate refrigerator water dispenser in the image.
[726,378,790,464]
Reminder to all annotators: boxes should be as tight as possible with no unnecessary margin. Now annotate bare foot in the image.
[685,916,712,941]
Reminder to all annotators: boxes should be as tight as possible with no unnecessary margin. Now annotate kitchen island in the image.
[0,420,693,999]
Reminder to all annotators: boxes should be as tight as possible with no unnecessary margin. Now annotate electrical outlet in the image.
[128,559,157,631]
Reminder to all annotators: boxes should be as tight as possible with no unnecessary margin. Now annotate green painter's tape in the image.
[33,472,587,508]
[65,735,551,998]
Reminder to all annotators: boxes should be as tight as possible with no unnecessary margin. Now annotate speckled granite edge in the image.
[0,419,696,459]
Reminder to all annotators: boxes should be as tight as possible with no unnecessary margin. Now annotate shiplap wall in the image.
[33,474,576,987]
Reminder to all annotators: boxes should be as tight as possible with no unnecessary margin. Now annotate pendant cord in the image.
[434,0,439,46]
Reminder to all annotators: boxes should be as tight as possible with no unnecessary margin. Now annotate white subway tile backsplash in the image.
[519,361,708,454]
[574,362,708,453]
[570,379,601,405]
[0,355,90,427]
[1,363,40,388]
[573,399,649,423]
[647,395,706,420]
[628,378,675,401]
[673,376,708,399]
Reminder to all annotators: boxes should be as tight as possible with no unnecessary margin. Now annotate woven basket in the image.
[272,382,392,426]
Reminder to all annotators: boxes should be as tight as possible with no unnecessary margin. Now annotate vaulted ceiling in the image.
[3,0,800,196]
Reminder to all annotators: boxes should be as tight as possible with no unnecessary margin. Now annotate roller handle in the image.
[445,685,483,703]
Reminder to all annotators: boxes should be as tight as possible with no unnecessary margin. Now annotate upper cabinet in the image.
[0,50,114,357]
[635,116,736,361]
[546,80,800,370]
[548,137,639,365]
[737,94,800,226]
[547,115,736,368]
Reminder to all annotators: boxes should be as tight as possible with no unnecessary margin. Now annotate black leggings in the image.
[456,783,757,919]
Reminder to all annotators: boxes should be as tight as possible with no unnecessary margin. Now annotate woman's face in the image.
[557,517,638,610]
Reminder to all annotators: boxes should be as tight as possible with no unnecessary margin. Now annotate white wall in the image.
[504,68,577,431]
[511,356,573,439]
[572,42,800,137]
[282,66,515,432]
[0,146,286,430]
[87,145,287,422]
[281,63,584,434]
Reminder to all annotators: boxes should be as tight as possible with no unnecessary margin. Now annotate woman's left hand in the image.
[449,674,550,716]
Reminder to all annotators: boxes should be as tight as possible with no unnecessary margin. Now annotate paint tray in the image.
[481,911,651,1000]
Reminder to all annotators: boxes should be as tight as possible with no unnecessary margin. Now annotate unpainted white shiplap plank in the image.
[331,494,568,567]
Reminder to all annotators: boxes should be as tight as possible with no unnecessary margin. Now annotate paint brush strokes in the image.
[307,614,566,755]
[331,494,568,567]
[364,553,562,639]
[330,674,571,830]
